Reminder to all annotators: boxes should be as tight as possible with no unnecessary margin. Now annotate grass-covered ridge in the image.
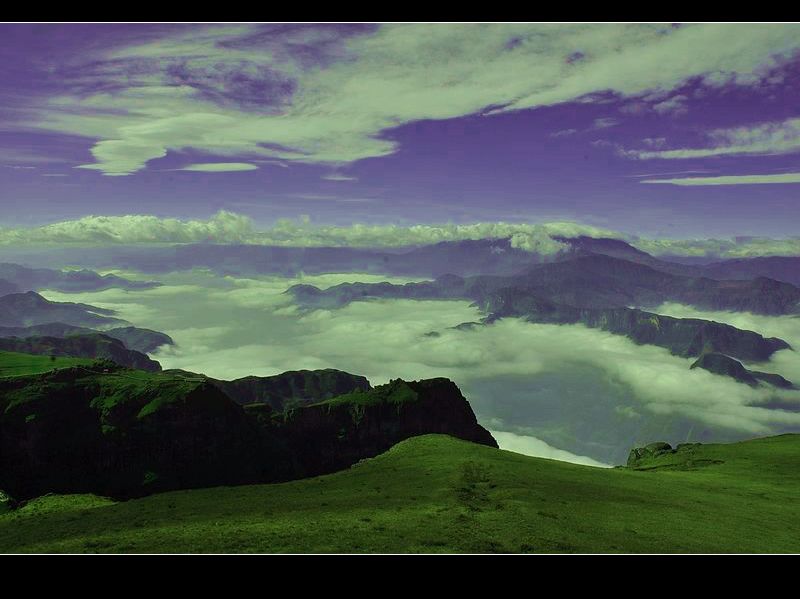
[2,433,799,553]
[0,350,94,377]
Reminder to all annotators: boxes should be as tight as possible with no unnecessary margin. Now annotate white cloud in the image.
[490,430,612,467]
[0,210,619,252]
[5,210,800,259]
[322,172,358,181]
[19,23,800,174]
[549,128,578,138]
[591,117,619,129]
[651,94,688,116]
[178,162,258,172]
[631,236,800,258]
[641,172,800,185]
[629,117,800,160]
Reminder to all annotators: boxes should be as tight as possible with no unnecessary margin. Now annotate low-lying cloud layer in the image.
[489,430,612,468]
[4,210,800,259]
[40,270,800,464]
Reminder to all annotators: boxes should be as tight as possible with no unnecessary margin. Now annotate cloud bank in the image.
[178,162,259,172]
[18,23,800,174]
[629,117,800,160]
[4,210,800,259]
[490,430,612,467]
[0,211,618,253]
[40,271,800,462]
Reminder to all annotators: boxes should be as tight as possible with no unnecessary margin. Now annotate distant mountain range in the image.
[289,247,799,389]
[0,323,174,354]
[21,236,800,285]
[0,291,126,328]
[0,263,160,295]
[291,253,800,316]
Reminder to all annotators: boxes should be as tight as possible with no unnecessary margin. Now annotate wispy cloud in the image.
[628,117,800,160]
[322,172,358,181]
[591,117,619,130]
[549,128,578,138]
[642,171,800,185]
[177,162,259,172]
[651,94,689,116]
[15,23,800,174]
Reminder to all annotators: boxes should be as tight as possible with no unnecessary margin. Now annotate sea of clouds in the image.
[40,270,800,465]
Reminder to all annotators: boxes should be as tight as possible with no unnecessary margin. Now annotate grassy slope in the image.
[1,433,799,553]
[0,350,94,377]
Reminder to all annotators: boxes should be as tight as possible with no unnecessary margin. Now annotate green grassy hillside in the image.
[2,433,799,553]
[0,350,94,377]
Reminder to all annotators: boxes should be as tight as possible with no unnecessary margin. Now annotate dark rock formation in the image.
[627,442,674,467]
[0,363,496,500]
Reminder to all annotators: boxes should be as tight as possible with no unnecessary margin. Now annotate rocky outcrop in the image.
[0,363,496,500]
[280,378,498,479]
[626,442,675,467]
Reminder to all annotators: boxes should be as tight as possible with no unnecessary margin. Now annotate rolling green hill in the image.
[0,350,94,377]
[2,433,798,553]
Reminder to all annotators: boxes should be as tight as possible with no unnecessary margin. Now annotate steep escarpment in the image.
[0,362,495,500]
[690,352,795,389]
[289,254,800,316]
[279,378,498,479]
[481,290,790,362]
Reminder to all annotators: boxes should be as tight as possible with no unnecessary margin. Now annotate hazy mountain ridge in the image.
[0,291,126,328]
[289,252,800,316]
[0,263,160,295]
[10,236,800,284]
[689,353,795,389]
[0,323,174,354]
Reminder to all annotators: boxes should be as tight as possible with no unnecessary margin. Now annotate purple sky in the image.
[2,23,800,239]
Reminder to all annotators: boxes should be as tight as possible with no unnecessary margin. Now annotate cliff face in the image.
[482,289,790,362]
[0,362,496,500]
[281,378,498,478]
[0,362,260,499]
